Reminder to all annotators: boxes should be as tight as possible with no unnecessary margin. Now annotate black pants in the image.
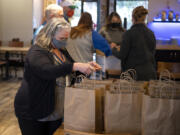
[17,117,63,135]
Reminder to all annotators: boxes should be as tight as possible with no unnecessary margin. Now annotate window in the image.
[68,0,99,30]
[71,0,82,27]
[116,0,148,29]
[83,1,98,29]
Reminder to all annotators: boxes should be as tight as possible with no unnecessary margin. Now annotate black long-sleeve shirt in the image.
[14,45,73,120]
[112,23,157,81]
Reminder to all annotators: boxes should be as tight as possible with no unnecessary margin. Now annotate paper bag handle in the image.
[120,69,137,80]
[159,69,175,83]
[159,70,176,99]
[159,83,176,99]
[110,69,136,93]
[75,75,97,89]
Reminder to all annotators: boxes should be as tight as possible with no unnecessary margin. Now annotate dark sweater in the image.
[112,23,157,81]
[99,26,124,45]
[14,45,73,120]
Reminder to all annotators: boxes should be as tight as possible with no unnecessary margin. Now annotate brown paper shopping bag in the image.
[104,80,142,134]
[64,83,105,133]
[64,87,96,132]
[142,80,180,135]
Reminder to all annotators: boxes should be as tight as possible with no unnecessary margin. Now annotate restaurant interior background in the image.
[0,0,180,79]
[0,0,180,135]
[0,0,180,45]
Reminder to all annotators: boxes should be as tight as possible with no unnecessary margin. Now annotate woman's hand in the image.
[88,61,102,70]
[73,62,101,75]
[116,46,120,51]
[111,42,120,51]
[110,42,117,48]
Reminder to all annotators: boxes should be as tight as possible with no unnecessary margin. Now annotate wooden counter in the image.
[64,129,137,135]
[155,45,180,63]
[156,44,180,50]
[155,44,180,80]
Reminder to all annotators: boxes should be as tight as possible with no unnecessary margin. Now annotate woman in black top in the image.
[14,18,101,135]
[111,6,157,81]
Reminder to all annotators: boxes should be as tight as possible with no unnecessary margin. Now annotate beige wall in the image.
[0,0,33,45]
[0,0,2,41]
[148,0,180,22]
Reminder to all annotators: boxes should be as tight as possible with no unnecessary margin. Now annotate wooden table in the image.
[0,46,30,79]
[0,46,30,53]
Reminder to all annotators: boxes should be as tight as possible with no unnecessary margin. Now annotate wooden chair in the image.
[8,40,24,77]
[8,41,24,47]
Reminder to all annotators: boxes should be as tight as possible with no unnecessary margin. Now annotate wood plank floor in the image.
[0,79,63,135]
[0,79,21,135]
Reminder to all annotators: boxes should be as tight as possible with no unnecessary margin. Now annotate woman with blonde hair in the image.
[14,18,101,135]
[111,6,157,81]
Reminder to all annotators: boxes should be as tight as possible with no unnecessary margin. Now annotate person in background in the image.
[14,18,101,135]
[60,0,76,23]
[33,4,64,43]
[99,12,125,71]
[66,12,112,63]
[99,12,125,49]
[111,6,157,81]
